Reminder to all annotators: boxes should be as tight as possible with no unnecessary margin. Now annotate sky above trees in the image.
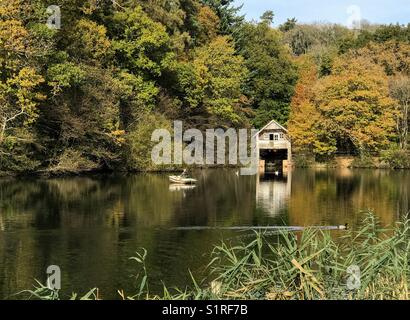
[234,0,410,26]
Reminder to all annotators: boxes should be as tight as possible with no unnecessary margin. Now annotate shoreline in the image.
[0,165,245,179]
[1,162,410,179]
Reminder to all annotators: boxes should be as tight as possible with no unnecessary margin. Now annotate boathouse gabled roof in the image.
[254,119,288,138]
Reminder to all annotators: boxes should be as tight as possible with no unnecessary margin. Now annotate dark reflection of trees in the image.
[0,177,123,230]
[288,169,410,228]
[0,170,260,232]
[0,176,128,299]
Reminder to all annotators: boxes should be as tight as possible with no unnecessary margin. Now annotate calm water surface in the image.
[0,169,409,299]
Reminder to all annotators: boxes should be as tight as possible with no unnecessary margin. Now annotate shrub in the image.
[293,153,315,167]
[49,149,99,173]
[381,147,410,169]
[126,112,175,171]
[350,153,376,168]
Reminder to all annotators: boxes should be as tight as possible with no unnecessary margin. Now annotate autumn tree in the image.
[0,68,45,143]
[288,56,321,154]
[196,5,220,44]
[289,54,399,159]
[68,19,111,63]
[318,57,395,157]
[0,0,45,170]
[347,41,410,76]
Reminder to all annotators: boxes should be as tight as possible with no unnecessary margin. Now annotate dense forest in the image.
[1,0,409,174]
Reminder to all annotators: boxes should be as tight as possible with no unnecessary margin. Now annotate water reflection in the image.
[287,169,409,228]
[256,171,291,217]
[0,169,409,299]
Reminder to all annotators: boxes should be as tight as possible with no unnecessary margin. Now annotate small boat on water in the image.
[169,175,197,185]
[169,169,197,185]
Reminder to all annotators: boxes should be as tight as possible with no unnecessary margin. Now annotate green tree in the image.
[237,20,298,127]
[111,5,174,77]
[177,36,248,127]
[126,112,172,170]
[260,11,274,25]
[283,23,351,56]
[279,18,297,32]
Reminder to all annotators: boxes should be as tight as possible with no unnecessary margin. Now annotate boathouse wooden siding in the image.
[255,120,292,172]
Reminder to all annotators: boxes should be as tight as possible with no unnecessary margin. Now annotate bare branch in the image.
[5,109,26,123]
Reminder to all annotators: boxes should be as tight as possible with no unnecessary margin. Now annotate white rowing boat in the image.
[169,175,197,185]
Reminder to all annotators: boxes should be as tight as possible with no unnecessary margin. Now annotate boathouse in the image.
[256,119,292,173]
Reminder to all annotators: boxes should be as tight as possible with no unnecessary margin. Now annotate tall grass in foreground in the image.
[22,212,410,300]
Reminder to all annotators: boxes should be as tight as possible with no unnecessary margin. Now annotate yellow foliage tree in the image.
[69,19,111,62]
[315,56,396,155]
[179,36,248,126]
[0,0,45,144]
[197,6,220,44]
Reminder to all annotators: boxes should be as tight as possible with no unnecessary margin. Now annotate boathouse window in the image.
[280,133,284,139]
[269,134,274,141]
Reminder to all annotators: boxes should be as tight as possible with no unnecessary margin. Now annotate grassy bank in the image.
[22,213,410,300]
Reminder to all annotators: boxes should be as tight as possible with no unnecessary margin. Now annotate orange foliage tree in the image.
[348,41,410,76]
[289,55,397,158]
[288,55,321,154]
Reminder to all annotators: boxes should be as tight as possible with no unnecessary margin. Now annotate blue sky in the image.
[233,0,410,26]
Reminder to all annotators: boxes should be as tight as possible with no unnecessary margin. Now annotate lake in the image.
[0,168,409,299]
